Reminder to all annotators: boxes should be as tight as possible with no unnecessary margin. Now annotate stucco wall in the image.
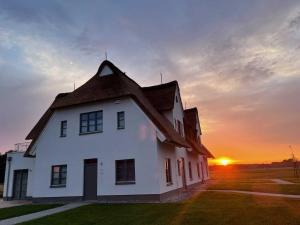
[3,152,35,198]
[31,97,160,198]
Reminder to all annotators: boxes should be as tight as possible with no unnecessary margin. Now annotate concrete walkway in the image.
[0,202,88,225]
[270,179,294,184]
[205,190,300,199]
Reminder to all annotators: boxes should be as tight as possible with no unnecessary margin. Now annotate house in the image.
[3,60,214,203]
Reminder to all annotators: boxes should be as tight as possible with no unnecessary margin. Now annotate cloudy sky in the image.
[0,0,300,163]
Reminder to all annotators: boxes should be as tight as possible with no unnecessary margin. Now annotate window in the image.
[165,158,172,185]
[51,165,67,187]
[188,162,193,180]
[177,159,181,176]
[197,163,201,178]
[117,111,125,129]
[177,120,183,136]
[80,111,103,134]
[115,159,135,184]
[175,96,178,103]
[60,120,67,137]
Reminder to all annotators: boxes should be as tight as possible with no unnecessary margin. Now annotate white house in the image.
[3,60,214,203]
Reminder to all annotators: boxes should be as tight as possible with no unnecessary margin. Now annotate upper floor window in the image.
[165,158,172,185]
[60,120,67,137]
[188,161,193,180]
[116,159,135,184]
[80,111,103,134]
[51,165,67,187]
[177,120,183,136]
[117,111,125,129]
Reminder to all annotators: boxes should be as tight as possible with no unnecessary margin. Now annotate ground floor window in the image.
[51,165,67,187]
[165,158,172,185]
[197,163,201,178]
[188,162,193,180]
[115,159,135,184]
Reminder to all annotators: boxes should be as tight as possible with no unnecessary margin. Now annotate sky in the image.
[0,0,300,163]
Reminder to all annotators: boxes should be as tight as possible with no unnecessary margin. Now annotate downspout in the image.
[5,156,12,200]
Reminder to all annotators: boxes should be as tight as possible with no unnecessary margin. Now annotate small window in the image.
[60,121,67,137]
[177,120,183,136]
[51,165,67,187]
[117,111,125,129]
[80,111,103,134]
[177,159,181,176]
[188,162,193,180]
[165,158,172,185]
[175,96,178,103]
[197,163,201,178]
[116,159,135,184]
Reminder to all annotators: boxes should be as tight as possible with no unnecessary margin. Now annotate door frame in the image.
[83,158,98,200]
[12,169,28,200]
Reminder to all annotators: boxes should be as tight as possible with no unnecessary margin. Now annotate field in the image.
[20,192,300,225]
[208,167,300,195]
[18,168,300,225]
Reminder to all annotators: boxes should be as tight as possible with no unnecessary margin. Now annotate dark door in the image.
[13,170,28,200]
[84,159,98,200]
[181,158,187,189]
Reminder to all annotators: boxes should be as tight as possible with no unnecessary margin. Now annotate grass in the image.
[20,192,300,225]
[208,167,300,195]
[0,204,61,221]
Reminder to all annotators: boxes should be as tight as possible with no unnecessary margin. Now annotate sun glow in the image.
[215,157,233,166]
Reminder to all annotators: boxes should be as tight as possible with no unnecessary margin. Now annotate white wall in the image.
[31,97,160,198]
[157,85,207,194]
[3,152,35,198]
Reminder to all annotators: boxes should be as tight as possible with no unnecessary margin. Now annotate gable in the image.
[25,60,190,157]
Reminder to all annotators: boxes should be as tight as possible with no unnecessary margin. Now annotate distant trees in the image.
[0,153,6,183]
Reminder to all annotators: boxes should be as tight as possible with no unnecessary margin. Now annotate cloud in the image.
[0,0,299,162]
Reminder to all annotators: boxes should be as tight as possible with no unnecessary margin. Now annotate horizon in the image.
[0,0,300,163]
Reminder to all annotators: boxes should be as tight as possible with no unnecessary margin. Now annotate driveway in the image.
[0,199,31,208]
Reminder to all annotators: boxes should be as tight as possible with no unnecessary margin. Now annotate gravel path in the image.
[205,190,300,199]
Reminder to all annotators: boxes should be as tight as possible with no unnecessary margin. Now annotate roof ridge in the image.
[142,80,178,90]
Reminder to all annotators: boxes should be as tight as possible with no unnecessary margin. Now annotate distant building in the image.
[4,60,214,202]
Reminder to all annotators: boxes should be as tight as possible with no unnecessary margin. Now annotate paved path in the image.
[205,190,300,199]
[0,199,31,209]
[0,202,88,225]
[270,179,294,184]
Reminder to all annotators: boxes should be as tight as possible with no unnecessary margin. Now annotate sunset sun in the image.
[215,157,233,166]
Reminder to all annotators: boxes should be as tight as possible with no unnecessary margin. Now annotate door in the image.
[13,170,28,200]
[181,158,187,189]
[84,159,98,200]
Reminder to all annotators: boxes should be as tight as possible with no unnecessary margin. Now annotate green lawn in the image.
[0,204,61,221]
[20,192,300,225]
[208,167,300,195]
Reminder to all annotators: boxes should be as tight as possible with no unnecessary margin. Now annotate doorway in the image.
[83,159,98,200]
[13,169,28,200]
